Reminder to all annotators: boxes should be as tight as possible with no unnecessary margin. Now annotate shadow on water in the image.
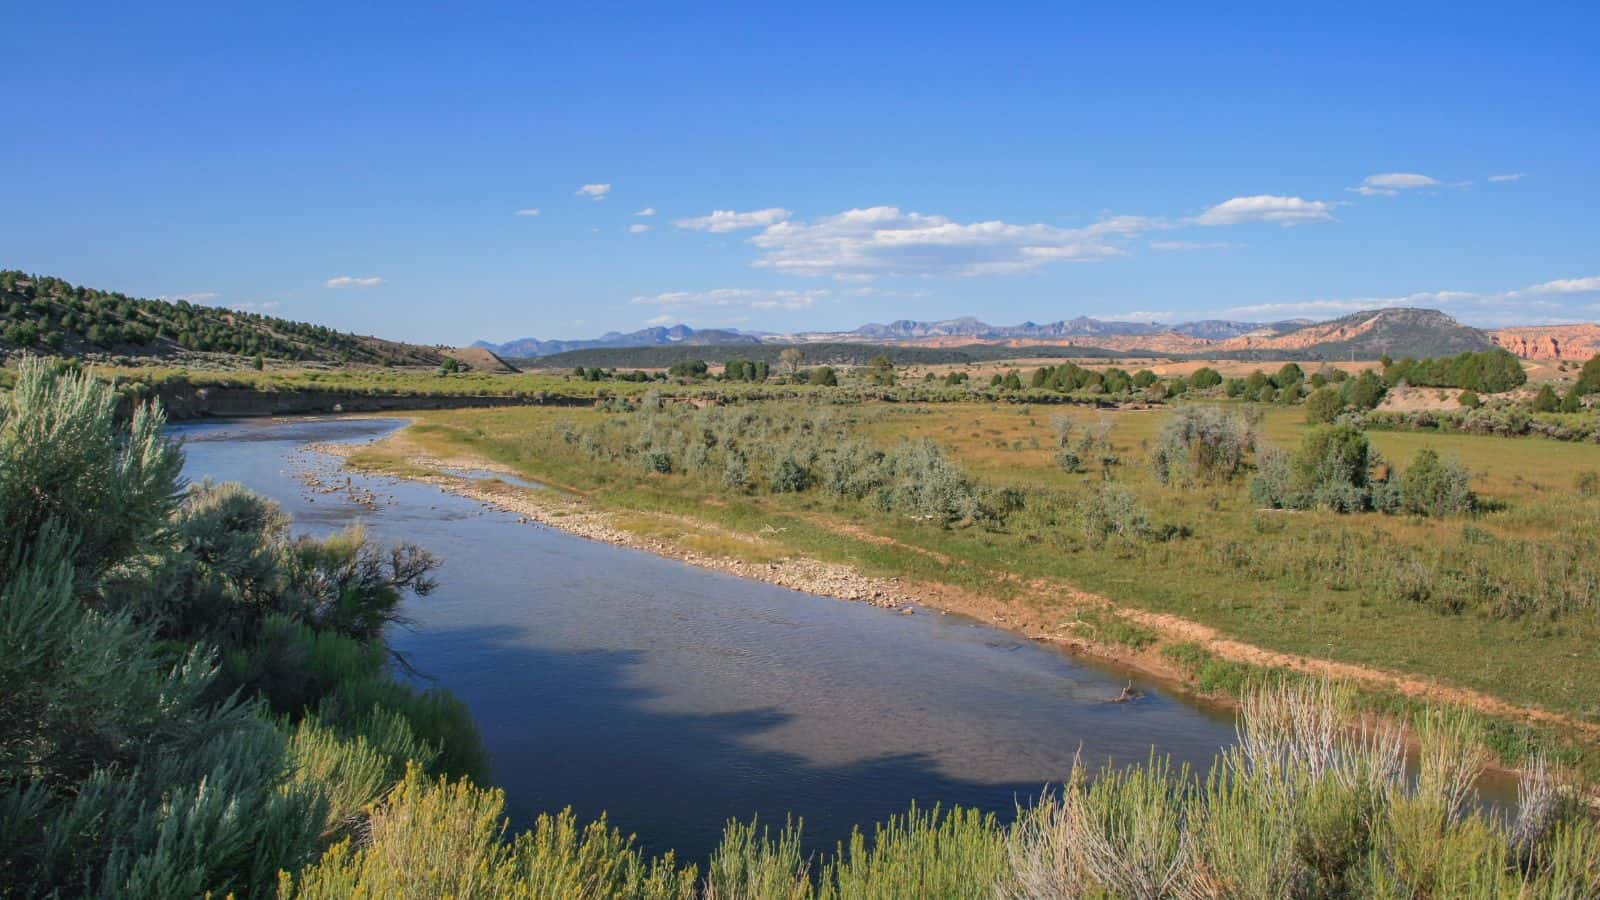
[416,623,1073,863]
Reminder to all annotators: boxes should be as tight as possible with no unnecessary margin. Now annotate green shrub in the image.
[1573,353,1600,393]
[1304,387,1344,424]
[1397,448,1476,517]
[1148,406,1255,486]
[1458,389,1481,409]
[1078,482,1151,541]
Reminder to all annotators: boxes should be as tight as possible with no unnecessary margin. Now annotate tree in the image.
[1561,386,1583,413]
[1458,389,1481,409]
[1578,353,1600,394]
[1531,384,1559,412]
[667,359,708,379]
[778,346,805,376]
[866,354,896,386]
[1342,369,1387,410]
[808,366,838,386]
[1189,367,1222,390]
[1304,387,1343,424]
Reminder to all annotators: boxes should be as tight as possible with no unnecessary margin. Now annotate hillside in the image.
[0,270,447,366]
[1206,308,1495,359]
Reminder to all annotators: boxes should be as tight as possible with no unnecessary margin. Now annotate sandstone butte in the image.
[1490,324,1600,360]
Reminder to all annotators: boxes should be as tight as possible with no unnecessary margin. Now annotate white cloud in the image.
[514,208,540,217]
[644,313,675,326]
[628,223,650,234]
[163,291,220,303]
[1349,172,1439,197]
[230,300,281,312]
[323,276,383,289]
[1487,173,1525,183]
[575,183,611,200]
[737,206,1157,279]
[1119,310,1175,322]
[673,207,793,233]
[1511,276,1600,295]
[1150,240,1239,251]
[1193,195,1335,226]
[633,207,656,217]
[630,288,828,311]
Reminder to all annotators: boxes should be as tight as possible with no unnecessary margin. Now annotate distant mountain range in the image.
[478,307,1529,362]
[475,317,1298,357]
[476,325,760,358]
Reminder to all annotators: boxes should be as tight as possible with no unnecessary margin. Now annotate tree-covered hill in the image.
[0,270,446,366]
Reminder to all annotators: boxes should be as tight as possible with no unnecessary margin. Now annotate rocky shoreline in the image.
[304,439,925,614]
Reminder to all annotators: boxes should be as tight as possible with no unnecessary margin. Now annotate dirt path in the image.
[312,430,1600,750]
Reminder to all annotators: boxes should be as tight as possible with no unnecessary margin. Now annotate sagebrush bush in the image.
[1148,405,1256,486]
[0,357,478,897]
[1398,448,1476,517]
[563,403,1016,526]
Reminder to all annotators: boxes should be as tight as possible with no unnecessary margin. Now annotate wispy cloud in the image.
[631,288,828,311]
[1487,173,1526,183]
[673,207,793,233]
[323,276,383,288]
[633,207,656,217]
[734,206,1157,279]
[1192,195,1335,226]
[1119,310,1175,322]
[644,313,675,326]
[628,223,650,234]
[575,183,611,200]
[1349,172,1439,197]
[513,208,541,217]
[1150,240,1240,251]
[1509,276,1600,295]
[163,291,220,303]
[229,300,281,312]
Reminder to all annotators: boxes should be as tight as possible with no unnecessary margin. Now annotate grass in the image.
[342,398,1600,777]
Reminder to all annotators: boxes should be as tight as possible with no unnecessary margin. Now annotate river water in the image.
[177,416,1242,860]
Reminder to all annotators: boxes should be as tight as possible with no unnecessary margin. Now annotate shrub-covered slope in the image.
[0,270,445,365]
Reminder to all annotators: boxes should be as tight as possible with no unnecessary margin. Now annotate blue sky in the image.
[3,3,1597,343]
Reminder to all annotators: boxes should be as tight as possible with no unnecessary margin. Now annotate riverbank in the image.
[313,418,1600,794]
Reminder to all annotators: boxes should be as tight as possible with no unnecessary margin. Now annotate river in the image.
[177,415,1243,861]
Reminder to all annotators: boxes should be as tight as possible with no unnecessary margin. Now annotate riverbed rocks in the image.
[303,440,919,611]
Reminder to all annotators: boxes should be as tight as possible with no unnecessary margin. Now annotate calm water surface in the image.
[177,416,1240,860]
